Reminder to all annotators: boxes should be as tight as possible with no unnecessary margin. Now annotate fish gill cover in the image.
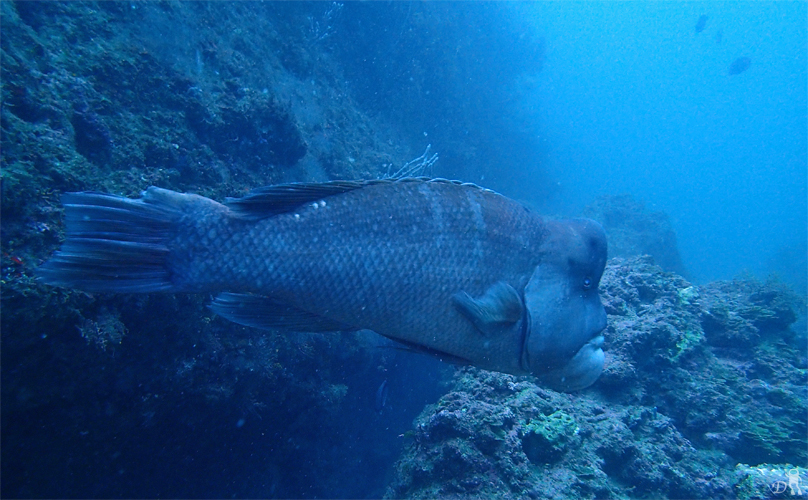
[1,2,806,499]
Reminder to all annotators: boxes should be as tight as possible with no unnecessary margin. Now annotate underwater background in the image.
[1,2,806,499]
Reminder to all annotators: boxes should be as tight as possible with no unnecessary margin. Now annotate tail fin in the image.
[37,187,187,293]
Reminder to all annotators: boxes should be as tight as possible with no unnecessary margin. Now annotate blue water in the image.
[517,2,807,289]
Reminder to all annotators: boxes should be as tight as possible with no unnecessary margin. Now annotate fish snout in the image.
[588,298,608,338]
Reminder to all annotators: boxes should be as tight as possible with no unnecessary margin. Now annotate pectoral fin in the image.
[452,281,523,336]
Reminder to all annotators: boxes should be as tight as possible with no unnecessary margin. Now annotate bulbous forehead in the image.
[542,218,607,275]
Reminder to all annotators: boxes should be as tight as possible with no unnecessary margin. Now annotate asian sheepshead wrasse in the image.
[38,178,608,391]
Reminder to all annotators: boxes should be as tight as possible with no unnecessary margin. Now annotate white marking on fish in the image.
[420,183,445,250]
[466,191,486,261]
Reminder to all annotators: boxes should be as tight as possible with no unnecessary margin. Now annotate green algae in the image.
[521,410,580,464]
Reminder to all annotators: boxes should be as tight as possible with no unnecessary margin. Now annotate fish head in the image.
[522,218,608,391]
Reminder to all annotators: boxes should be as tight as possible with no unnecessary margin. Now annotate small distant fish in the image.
[375,379,389,413]
[695,15,708,34]
[728,56,751,75]
[714,29,723,45]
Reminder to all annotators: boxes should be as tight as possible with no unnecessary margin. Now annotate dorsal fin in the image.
[225,178,496,220]
[225,180,366,219]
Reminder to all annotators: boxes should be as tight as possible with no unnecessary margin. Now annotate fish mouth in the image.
[539,335,605,392]
[520,305,607,391]
[519,305,607,377]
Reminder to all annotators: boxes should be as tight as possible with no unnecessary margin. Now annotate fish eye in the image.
[583,277,592,289]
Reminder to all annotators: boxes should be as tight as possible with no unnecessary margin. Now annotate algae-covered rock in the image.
[521,410,579,464]
[700,277,801,346]
[386,367,731,500]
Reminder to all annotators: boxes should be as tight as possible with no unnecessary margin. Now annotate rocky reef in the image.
[387,256,807,500]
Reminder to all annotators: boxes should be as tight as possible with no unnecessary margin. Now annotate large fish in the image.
[37,178,608,391]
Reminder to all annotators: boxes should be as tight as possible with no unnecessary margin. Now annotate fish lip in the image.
[519,271,607,376]
[520,320,606,376]
[538,334,606,391]
[519,299,532,373]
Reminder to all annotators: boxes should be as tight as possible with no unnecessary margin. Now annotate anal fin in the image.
[211,293,354,333]
[383,337,472,366]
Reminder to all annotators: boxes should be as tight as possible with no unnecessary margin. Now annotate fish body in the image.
[728,56,751,75]
[38,178,608,391]
[375,379,389,413]
[695,15,708,33]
